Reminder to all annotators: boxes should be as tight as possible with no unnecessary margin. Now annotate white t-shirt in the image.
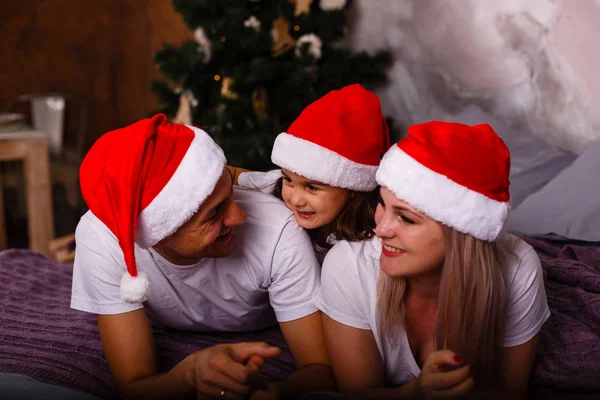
[237,169,282,194]
[71,188,321,332]
[315,235,550,386]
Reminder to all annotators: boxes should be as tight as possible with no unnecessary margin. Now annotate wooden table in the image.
[0,131,55,258]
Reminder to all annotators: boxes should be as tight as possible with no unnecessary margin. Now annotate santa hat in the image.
[271,84,390,191]
[376,121,511,241]
[79,114,226,303]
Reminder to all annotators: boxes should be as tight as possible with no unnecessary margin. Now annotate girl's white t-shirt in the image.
[315,234,550,386]
[71,188,321,332]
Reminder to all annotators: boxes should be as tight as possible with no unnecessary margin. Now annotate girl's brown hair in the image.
[376,226,517,388]
[271,177,379,242]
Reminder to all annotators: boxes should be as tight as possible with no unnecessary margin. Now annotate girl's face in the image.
[375,187,446,279]
[281,169,351,230]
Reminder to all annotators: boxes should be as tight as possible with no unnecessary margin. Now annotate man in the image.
[71,114,335,399]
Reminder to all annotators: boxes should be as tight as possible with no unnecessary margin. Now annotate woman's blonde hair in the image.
[376,225,517,388]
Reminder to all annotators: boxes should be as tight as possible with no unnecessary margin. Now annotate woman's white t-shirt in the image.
[315,234,550,386]
[71,188,321,332]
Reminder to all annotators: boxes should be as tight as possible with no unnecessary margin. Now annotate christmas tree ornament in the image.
[244,15,262,31]
[290,0,313,16]
[252,88,269,119]
[295,33,323,60]
[221,77,239,100]
[194,27,212,63]
[174,93,192,125]
[271,16,296,57]
[319,0,346,11]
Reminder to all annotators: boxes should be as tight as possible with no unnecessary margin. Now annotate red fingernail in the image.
[454,355,463,364]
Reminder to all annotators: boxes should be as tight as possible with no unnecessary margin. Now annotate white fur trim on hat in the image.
[271,132,378,191]
[136,126,226,248]
[375,146,510,241]
[120,271,150,303]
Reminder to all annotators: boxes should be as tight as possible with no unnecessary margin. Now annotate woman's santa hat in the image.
[376,121,511,241]
[79,114,226,303]
[271,84,390,191]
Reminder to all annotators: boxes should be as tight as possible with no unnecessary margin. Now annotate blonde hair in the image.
[376,226,517,388]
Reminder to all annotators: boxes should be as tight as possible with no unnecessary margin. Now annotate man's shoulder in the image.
[233,187,295,225]
[76,210,114,242]
[75,210,124,260]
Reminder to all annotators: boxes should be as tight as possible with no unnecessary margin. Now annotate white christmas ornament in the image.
[244,16,261,31]
[183,90,198,108]
[295,33,323,60]
[194,27,212,63]
[320,0,346,11]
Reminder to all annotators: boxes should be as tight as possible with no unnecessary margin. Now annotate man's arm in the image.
[97,310,280,400]
[272,311,337,398]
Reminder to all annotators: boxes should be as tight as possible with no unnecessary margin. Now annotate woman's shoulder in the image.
[501,234,542,289]
[323,237,381,276]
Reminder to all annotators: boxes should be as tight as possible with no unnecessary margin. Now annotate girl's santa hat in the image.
[271,84,390,191]
[79,114,226,303]
[376,121,511,241]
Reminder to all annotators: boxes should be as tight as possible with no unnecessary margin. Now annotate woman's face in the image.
[375,187,446,278]
[280,169,350,230]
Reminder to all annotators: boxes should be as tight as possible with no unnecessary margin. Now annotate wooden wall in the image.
[1,0,193,150]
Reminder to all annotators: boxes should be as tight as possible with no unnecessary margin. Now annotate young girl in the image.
[315,121,550,399]
[232,84,390,263]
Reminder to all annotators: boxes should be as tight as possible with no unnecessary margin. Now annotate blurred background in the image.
[1,0,599,258]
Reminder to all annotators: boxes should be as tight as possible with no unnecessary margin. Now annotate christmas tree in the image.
[152,0,390,170]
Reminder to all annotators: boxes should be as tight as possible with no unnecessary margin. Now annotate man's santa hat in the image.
[271,84,390,191]
[79,114,226,303]
[376,121,511,241]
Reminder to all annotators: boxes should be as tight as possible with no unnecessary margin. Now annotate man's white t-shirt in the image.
[71,188,321,332]
[315,234,550,386]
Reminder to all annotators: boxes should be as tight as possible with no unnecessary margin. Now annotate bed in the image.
[1,237,599,399]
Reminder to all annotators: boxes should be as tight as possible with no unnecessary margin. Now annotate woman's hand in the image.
[417,350,474,399]
[183,342,280,399]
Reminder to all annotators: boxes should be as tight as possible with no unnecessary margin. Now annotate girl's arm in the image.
[225,165,252,185]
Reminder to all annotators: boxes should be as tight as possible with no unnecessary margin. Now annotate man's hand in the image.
[417,350,474,399]
[183,342,280,399]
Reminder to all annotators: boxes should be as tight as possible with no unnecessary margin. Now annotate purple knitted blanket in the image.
[523,238,600,399]
[1,237,599,399]
[0,249,295,399]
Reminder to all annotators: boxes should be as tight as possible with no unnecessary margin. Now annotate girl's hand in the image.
[417,350,474,399]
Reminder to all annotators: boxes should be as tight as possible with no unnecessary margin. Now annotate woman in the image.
[315,121,550,398]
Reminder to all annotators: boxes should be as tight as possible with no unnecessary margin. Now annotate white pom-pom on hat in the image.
[120,272,150,303]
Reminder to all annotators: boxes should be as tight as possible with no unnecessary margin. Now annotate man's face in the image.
[153,169,246,264]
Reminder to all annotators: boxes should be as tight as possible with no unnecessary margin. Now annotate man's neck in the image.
[151,245,202,266]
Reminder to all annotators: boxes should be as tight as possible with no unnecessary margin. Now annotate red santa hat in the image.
[271,84,390,191]
[376,121,511,241]
[79,114,226,303]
